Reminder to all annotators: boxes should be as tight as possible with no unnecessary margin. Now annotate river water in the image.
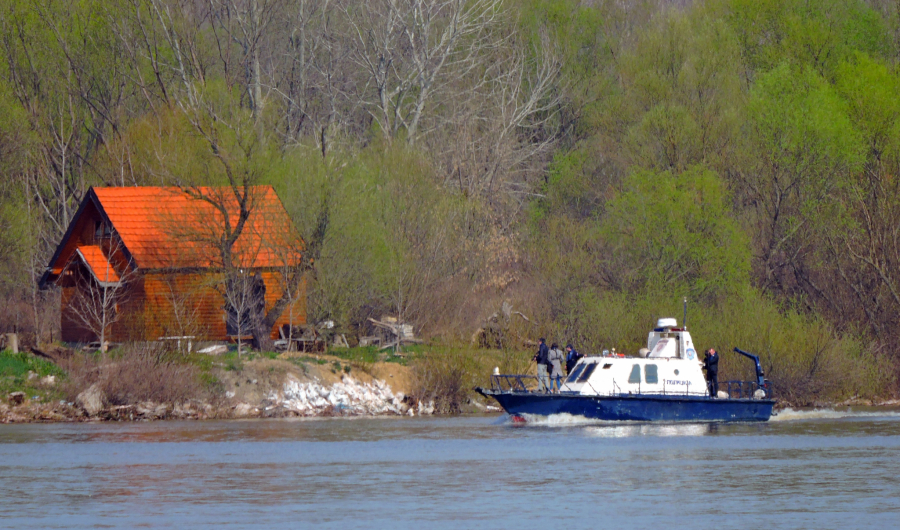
[1,409,899,529]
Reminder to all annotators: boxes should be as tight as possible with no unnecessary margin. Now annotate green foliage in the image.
[749,63,865,177]
[535,143,611,222]
[834,53,900,159]
[410,346,534,413]
[271,143,477,331]
[687,290,889,403]
[515,0,610,139]
[619,10,743,171]
[743,62,866,271]
[726,0,890,77]
[600,166,750,299]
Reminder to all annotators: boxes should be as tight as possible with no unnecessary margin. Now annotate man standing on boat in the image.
[703,348,719,397]
[533,338,550,392]
[565,344,583,375]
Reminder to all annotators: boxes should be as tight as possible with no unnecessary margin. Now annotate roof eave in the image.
[38,189,97,290]
[38,187,140,290]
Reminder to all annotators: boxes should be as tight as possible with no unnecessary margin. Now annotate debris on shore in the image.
[264,375,432,416]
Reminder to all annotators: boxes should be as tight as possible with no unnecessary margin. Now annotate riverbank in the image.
[0,341,535,423]
[0,349,450,423]
[2,346,895,424]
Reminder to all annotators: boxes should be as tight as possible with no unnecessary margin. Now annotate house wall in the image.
[61,269,306,344]
[59,269,144,343]
[142,271,307,341]
[60,285,93,343]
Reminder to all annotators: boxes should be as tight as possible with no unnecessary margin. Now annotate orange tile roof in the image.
[76,245,120,284]
[91,186,302,270]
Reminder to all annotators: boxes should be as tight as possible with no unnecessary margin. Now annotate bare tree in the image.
[221,269,265,355]
[63,237,137,349]
[345,0,504,144]
[207,0,282,119]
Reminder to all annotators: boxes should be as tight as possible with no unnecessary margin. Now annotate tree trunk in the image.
[251,320,275,352]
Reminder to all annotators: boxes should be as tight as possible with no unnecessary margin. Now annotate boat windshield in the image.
[566,364,586,383]
[577,363,598,383]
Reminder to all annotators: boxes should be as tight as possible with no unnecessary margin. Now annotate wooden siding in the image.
[61,269,306,343]
[59,273,144,343]
[142,271,306,341]
[60,286,93,343]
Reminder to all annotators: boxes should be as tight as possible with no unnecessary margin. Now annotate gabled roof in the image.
[42,185,302,285]
[75,245,120,285]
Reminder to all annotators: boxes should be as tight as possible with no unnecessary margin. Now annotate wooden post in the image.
[5,333,18,353]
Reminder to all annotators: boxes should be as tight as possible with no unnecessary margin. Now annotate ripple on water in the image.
[1,415,899,529]
[771,407,900,422]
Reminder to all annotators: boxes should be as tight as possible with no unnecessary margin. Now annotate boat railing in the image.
[488,373,774,399]
[490,374,538,392]
[722,380,773,400]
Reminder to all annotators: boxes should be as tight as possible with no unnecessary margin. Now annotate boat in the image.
[475,318,776,422]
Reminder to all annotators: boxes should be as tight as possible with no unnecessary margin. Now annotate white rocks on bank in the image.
[76,383,105,416]
[270,375,432,417]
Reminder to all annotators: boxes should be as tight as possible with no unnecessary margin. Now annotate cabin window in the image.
[95,221,111,240]
[645,364,659,384]
[602,363,612,369]
[577,363,597,383]
[628,364,641,384]
[566,364,586,383]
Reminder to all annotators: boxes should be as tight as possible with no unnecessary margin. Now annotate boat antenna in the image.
[683,298,688,330]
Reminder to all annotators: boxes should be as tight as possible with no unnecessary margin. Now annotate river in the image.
[1,409,899,529]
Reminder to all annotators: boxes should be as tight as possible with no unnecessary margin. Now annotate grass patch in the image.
[327,345,421,366]
[0,350,66,402]
[0,350,63,379]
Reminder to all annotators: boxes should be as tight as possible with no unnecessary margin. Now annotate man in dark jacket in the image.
[565,344,583,375]
[703,348,719,397]
[532,338,550,392]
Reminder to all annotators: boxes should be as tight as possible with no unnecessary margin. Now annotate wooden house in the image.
[39,186,306,344]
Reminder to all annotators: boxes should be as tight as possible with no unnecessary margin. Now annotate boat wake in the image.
[771,407,900,422]
[514,413,611,427]
[510,413,712,437]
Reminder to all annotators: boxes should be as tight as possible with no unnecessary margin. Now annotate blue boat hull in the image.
[477,390,775,422]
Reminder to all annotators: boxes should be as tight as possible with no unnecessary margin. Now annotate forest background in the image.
[2,0,900,403]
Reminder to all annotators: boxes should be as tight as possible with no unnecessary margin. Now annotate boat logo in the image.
[686,348,696,360]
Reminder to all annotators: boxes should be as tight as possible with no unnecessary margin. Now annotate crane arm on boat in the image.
[733,347,766,388]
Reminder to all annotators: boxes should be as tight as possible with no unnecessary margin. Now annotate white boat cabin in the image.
[561,318,708,396]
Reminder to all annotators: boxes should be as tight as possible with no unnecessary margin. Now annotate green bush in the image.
[410,346,535,413]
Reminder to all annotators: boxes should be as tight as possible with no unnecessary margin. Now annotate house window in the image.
[95,221,111,240]
[628,364,641,384]
[645,364,658,384]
